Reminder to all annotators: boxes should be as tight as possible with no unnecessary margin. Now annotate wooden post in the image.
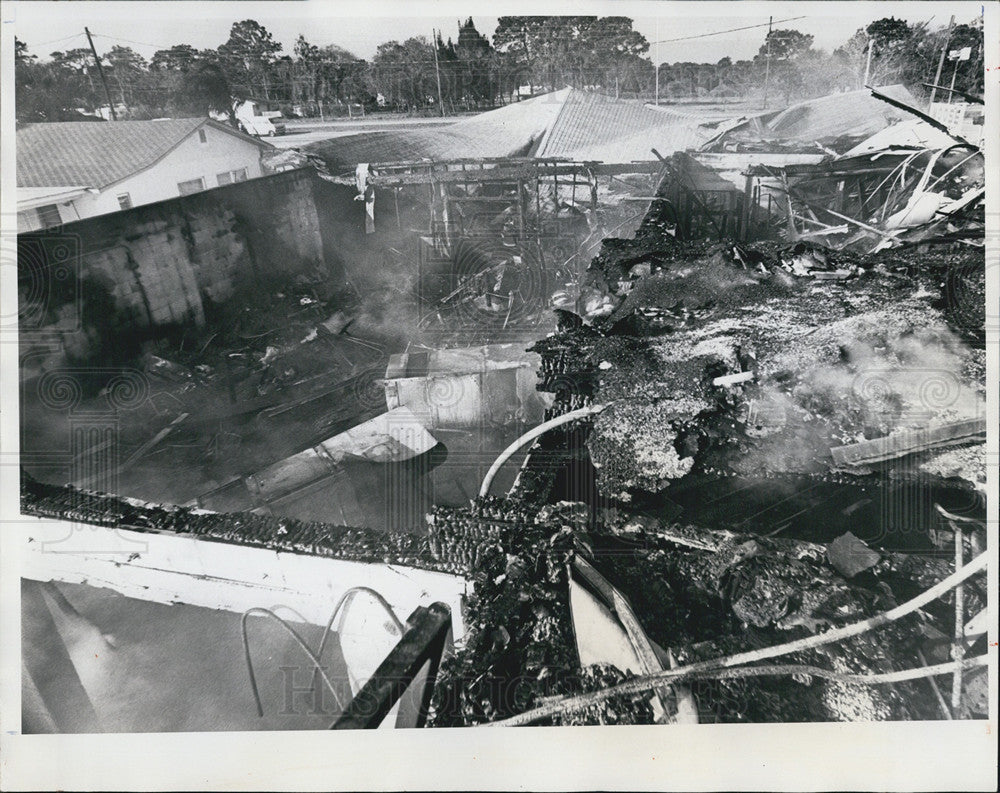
[432,29,445,118]
[947,56,960,104]
[332,603,451,729]
[929,16,955,108]
[741,174,755,240]
[518,178,527,238]
[781,174,797,240]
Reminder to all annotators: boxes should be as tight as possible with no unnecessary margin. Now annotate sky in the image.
[6,0,984,64]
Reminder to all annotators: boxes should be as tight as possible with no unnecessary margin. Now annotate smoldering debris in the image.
[22,478,988,725]
[18,81,988,731]
[531,211,986,498]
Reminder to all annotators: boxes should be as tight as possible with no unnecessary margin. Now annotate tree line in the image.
[14,14,984,124]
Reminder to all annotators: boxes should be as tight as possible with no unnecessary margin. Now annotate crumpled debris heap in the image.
[532,232,985,496]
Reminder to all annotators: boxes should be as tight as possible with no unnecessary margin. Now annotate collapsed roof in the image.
[306,89,571,173]
[307,88,719,173]
[701,85,923,154]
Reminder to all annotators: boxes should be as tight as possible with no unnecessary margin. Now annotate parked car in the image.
[262,110,287,135]
[234,100,280,137]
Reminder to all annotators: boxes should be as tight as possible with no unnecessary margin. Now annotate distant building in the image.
[928,101,984,146]
[94,103,129,121]
[16,118,274,232]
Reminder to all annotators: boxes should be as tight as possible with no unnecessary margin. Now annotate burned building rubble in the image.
[18,86,988,730]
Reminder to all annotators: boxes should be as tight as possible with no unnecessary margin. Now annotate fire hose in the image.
[478,405,606,498]
[489,550,989,726]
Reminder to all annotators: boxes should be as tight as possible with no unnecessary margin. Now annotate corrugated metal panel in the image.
[560,118,713,161]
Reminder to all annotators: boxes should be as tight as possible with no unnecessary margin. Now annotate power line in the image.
[651,16,807,44]
[91,32,181,50]
[25,32,86,49]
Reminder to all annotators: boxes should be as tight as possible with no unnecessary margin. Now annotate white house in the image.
[16,118,274,232]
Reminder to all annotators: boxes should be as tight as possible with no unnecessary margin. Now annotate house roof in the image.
[534,91,709,158]
[17,186,90,210]
[308,88,714,172]
[307,90,569,174]
[309,86,925,174]
[17,118,272,190]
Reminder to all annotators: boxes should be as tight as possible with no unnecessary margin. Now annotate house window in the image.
[36,204,62,228]
[198,128,208,143]
[216,168,249,187]
[17,210,40,232]
[177,177,205,196]
[117,193,133,210]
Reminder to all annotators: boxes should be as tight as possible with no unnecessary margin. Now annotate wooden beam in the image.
[831,418,986,468]
[76,413,189,489]
[332,603,451,729]
[22,518,469,638]
[368,161,662,187]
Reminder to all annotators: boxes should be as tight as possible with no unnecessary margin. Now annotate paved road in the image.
[267,117,459,149]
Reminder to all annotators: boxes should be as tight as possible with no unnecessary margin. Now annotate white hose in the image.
[489,551,988,726]
[478,405,605,498]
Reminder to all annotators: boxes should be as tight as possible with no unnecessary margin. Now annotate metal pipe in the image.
[951,522,965,712]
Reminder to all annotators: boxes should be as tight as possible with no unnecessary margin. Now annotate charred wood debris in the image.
[21,96,989,726]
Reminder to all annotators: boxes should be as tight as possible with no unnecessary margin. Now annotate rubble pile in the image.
[427,495,986,724]
[17,84,988,730]
[20,447,988,724]
[428,498,602,726]
[531,226,986,499]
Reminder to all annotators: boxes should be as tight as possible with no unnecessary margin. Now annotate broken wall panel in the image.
[383,345,550,428]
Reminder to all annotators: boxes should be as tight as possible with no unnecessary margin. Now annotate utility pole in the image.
[85,26,116,120]
[432,28,445,117]
[654,18,659,106]
[761,16,773,110]
[928,15,955,108]
[863,33,873,86]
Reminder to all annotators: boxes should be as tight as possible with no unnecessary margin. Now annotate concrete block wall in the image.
[18,169,331,369]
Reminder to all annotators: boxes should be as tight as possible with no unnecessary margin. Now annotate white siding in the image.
[66,124,265,221]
